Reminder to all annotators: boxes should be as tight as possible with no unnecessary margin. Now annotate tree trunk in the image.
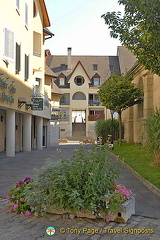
[118,112,122,146]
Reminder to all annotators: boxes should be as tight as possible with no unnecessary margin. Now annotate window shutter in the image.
[16,43,21,72]
[25,54,29,80]
[25,2,28,26]
[4,28,14,59]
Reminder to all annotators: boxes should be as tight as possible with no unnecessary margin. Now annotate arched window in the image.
[74,76,85,86]
[72,92,86,100]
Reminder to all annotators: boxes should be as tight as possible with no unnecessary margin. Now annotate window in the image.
[93,78,99,86]
[93,64,97,71]
[25,54,29,80]
[33,32,41,57]
[110,65,115,72]
[25,2,28,27]
[59,78,65,86]
[74,76,85,86]
[4,28,14,60]
[15,42,21,73]
[72,92,86,100]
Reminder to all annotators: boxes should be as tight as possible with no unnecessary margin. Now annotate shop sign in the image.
[60,111,66,119]
[0,78,16,103]
[31,98,43,110]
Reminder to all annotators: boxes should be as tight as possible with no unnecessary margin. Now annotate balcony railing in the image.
[88,114,105,121]
[88,100,102,106]
[60,99,70,105]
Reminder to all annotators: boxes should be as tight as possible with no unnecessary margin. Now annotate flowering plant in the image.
[104,184,133,222]
[4,177,33,216]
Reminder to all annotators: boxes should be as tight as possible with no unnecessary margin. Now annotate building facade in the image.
[122,64,160,143]
[0,0,54,156]
[46,48,121,140]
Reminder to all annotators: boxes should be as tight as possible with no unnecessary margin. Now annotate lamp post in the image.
[110,106,115,149]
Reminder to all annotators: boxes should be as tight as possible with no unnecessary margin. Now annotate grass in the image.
[112,142,160,189]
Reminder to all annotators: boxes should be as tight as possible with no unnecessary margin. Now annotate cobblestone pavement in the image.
[0,144,160,240]
[0,198,160,240]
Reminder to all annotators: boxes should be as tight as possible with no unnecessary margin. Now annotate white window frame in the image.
[93,78,99,86]
[3,27,14,62]
[59,78,65,86]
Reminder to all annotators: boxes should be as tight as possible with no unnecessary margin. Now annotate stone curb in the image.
[109,151,160,198]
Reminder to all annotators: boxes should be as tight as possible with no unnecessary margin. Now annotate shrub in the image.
[95,119,122,144]
[25,146,120,215]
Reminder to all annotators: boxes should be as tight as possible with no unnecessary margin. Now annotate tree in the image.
[98,74,143,145]
[102,0,160,76]
[144,109,160,166]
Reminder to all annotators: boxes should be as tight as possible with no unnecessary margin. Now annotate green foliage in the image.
[144,109,160,165]
[95,119,122,143]
[25,146,120,215]
[102,0,160,76]
[98,74,143,113]
[98,74,143,145]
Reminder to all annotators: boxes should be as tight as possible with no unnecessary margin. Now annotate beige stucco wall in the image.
[122,66,160,143]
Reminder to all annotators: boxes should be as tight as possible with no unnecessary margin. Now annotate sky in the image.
[44,0,124,56]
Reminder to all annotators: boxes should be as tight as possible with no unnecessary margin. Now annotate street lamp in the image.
[109,106,115,149]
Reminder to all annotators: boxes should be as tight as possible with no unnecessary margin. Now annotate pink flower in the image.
[18,181,24,185]
[4,191,7,195]
[108,212,114,215]
[106,218,111,222]
[11,195,15,199]
[104,194,109,198]
[16,200,19,203]
[13,204,18,209]
[91,211,95,215]
[25,211,31,216]
[20,212,24,215]
[20,198,25,201]
[6,196,10,200]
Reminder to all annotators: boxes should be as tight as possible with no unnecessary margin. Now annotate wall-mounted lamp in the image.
[25,101,33,110]
[15,125,18,130]
[18,97,27,108]
[1,115,4,122]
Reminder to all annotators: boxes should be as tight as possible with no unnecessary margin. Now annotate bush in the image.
[24,146,120,215]
[95,119,122,144]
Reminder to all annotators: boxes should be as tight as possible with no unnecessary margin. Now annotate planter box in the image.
[48,197,135,223]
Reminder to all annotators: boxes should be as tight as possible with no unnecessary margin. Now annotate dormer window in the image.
[59,77,65,86]
[93,78,99,86]
[93,64,98,71]
[110,65,115,72]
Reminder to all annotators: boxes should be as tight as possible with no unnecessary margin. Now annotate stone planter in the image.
[48,197,135,223]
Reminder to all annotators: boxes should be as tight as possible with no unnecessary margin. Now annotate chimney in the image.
[67,47,72,70]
